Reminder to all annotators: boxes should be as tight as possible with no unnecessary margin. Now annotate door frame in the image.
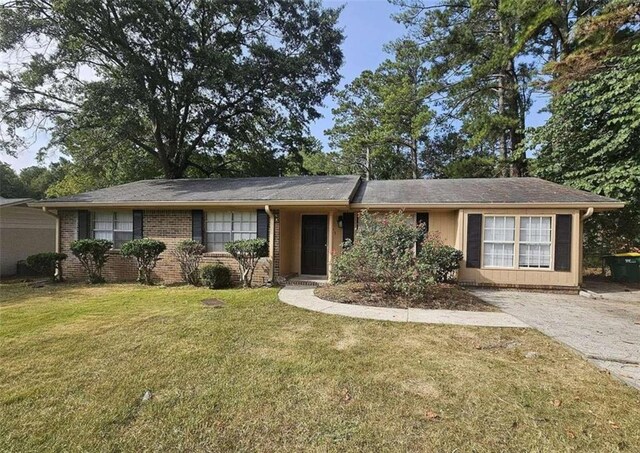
[300,214,328,276]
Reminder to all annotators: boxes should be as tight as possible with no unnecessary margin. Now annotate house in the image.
[0,197,57,277]
[29,176,623,289]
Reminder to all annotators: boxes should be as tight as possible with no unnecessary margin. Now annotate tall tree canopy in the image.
[0,0,344,179]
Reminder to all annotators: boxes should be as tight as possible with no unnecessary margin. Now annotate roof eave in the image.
[29,199,352,209]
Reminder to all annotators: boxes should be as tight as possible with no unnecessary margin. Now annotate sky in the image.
[2,0,549,172]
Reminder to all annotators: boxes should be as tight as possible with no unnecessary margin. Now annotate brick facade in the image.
[59,209,274,285]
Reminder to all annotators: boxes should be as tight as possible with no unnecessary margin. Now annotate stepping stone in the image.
[202,298,225,308]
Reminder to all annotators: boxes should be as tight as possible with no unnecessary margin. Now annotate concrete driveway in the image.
[471,286,640,390]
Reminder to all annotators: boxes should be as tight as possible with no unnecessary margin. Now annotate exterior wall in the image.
[59,209,271,285]
[456,208,582,288]
[0,206,56,276]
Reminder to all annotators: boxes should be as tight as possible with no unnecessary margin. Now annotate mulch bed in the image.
[315,282,497,312]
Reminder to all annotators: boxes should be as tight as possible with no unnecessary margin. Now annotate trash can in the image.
[603,253,640,283]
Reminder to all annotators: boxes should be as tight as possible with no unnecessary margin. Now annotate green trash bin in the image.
[603,253,640,283]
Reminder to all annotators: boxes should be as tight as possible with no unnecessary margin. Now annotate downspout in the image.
[581,207,594,221]
[42,207,60,253]
[264,205,275,283]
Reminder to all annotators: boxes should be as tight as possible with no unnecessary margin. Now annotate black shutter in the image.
[257,209,269,244]
[416,212,429,254]
[133,210,144,239]
[77,210,91,239]
[342,212,355,243]
[192,210,204,244]
[466,214,482,268]
[554,214,572,271]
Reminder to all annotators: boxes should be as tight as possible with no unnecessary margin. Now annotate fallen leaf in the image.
[552,399,562,407]
[566,430,576,439]
[425,410,440,421]
[608,420,620,430]
[342,388,351,403]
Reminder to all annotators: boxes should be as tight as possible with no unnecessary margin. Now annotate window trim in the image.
[517,215,553,270]
[91,210,133,250]
[481,215,516,269]
[204,210,258,253]
[478,214,556,271]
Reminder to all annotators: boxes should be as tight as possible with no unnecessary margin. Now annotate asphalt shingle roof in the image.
[0,197,33,207]
[352,178,620,205]
[32,176,621,207]
[37,176,361,204]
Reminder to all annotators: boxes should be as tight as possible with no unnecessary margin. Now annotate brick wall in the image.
[59,209,272,285]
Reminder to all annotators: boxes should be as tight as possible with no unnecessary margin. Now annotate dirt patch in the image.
[315,282,497,312]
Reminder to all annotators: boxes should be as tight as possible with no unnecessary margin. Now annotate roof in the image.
[351,178,622,207]
[29,176,623,209]
[32,176,361,207]
[0,197,34,208]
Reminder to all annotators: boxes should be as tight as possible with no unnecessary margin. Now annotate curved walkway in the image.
[279,285,529,328]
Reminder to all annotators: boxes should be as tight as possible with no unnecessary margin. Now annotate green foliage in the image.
[120,239,167,285]
[418,235,464,283]
[442,155,499,179]
[532,44,640,253]
[70,239,112,284]
[332,212,433,300]
[0,162,28,198]
[0,0,344,179]
[25,252,67,282]
[224,239,268,288]
[173,240,206,286]
[200,264,233,290]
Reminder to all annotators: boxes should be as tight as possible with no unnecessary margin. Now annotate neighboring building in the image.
[0,197,57,277]
[30,176,623,290]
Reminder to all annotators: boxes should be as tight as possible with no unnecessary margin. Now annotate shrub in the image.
[25,252,67,282]
[120,239,167,285]
[201,264,232,289]
[332,211,424,297]
[173,240,206,285]
[418,234,463,283]
[70,239,112,283]
[225,238,268,288]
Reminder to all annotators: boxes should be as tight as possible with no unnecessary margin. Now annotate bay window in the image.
[92,211,133,249]
[206,211,257,252]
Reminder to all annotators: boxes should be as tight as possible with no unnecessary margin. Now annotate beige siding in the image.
[456,208,581,288]
[0,206,56,276]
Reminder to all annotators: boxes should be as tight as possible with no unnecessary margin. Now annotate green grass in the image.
[1,283,638,452]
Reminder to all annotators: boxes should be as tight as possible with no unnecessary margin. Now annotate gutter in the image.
[264,205,275,284]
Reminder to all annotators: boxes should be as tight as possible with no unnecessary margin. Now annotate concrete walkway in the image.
[278,285,529,328]
[471,289,640,390]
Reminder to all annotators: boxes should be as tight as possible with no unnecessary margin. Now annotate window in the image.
[92,211,133,249]
[206,211,257,252]
[519,216,552,268]
[483,216,515,268]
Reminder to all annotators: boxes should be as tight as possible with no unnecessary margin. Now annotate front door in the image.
[301,215,328,275]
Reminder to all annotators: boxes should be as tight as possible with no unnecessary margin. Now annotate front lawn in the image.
[1,283,638,451]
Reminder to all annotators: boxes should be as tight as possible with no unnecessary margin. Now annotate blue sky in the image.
[4,0,549,171]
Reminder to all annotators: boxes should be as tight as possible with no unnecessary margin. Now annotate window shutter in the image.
[133,210,144,239]
[466,214,482,268]
[342,212,355,243]
[554,214,572,271]
[257,209,269,244]
[192,210,204,244]
[77,210,91,239]
[416,212,429,254]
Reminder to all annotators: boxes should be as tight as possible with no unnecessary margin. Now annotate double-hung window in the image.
[519,216,552,268]
[92,211,133,249]
[483,216,515,268]
[206,211,257,252]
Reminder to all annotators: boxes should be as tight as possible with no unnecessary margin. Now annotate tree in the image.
[121,239,167,285]
[532,43,640,253]
[0,162,29,198]
[224,238,268,288]
[392,0,535,176]
[0,0,344,179]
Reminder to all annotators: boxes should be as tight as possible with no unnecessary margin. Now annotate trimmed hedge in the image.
[201,264,232,289]
[25,252,67,282]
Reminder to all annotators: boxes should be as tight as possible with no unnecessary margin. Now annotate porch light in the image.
[337,215,343,228]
